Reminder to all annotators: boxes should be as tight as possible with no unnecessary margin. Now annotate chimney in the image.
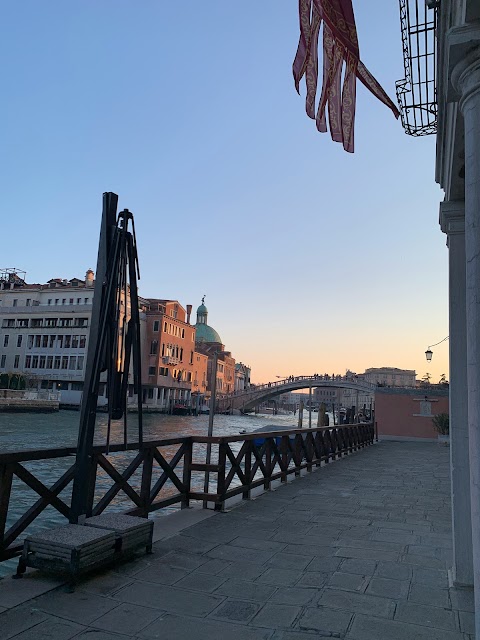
[186,305,192,324]
[85,269,94,287]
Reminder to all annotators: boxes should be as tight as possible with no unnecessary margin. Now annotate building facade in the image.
[362,367,416,387]
[141,299,207,411]
[0,269,95,405]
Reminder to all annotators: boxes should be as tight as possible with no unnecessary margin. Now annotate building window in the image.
[69,298,74,304]
[55,299,59,305]
[84,298,89,304]
[26,299,31,306]
[57,336,63,348]
[45,318,57,327]
[49,335,56,348]
[39,356,46,369]
[12,299,17,307]
[77,356,84,370]
[77,298,81,304]
[0,355,6,368]
[25,355,31,368]
[17,319,29,328]
[61,356,68,369]
[72,335,79,348]
[74,318,88,328]
[34,335,41,348]
[3,335,9,347]
[54,356,61,369]
[47,299,52,305]
[64,335,71,348]
[69,357,76,370]
[42,335,48,348]
[79,335,86,348]
[62,299,66,305]
[16,335,22,348]
[153,320,159,332]
[31,319,43,328]
[32,356,38,368]
[164,322,167,332]
[14,355,19,368]
[150,340,158,355]
[159,367,168,376]
[147,388,154,399]
[148,366,156,376]
[46,356,53,369]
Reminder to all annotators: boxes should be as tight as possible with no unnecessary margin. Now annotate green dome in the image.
[197,303,208,315]
[195,323,222,344]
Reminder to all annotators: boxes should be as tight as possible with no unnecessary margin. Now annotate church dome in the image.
[195,323,222,344]
[195,297,222,344]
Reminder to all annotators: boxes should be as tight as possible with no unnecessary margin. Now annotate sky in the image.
[0,1,448,385]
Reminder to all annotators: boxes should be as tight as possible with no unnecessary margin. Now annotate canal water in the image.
[0,410,304,577]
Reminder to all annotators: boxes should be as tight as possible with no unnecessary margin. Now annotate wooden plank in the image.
[92,451,143,517]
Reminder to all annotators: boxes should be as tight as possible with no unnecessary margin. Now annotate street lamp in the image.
[425,336,449,361]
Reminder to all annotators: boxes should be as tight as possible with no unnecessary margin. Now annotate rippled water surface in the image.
[0,409,304,576]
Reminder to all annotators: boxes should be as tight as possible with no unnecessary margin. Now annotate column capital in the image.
[447,23,480,107]
[440,200,465,235]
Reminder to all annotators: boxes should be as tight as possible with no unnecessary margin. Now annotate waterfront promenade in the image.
[0,441,473,640]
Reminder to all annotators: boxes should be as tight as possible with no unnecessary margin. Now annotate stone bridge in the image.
[217,374,378,413]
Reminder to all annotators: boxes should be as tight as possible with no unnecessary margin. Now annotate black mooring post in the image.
[70,193,118,523]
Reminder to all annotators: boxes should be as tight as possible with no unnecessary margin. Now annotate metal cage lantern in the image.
[425,348,433,361]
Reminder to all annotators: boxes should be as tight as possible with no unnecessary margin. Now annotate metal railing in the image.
[0,423,374,563]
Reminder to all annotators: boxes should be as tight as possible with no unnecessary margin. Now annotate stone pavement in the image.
[0,441,475,639]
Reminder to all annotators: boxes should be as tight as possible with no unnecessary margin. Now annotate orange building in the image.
[142,299,207,411]
[194,299,236,397]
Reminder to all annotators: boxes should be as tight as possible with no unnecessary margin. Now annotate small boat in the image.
[172,403,189,415]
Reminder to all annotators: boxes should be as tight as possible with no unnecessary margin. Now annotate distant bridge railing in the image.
[217,374,378,412]
[0,423,374,564]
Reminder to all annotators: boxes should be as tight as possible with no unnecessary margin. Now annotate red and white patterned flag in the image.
[293,0,400,152]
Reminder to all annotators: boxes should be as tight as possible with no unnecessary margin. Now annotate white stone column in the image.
[450,29,480,634]
[440,201,472,587]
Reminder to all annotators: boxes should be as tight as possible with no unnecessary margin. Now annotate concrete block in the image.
[306,556,343,573]
[115,582,223,616]
[394,602,457,631]
[347,613,465,640]
[70,630,132,640]
[174,572,227,593]
[412,567,449,588]
[0,572,62,609]
[339,559,376,576]
[366,577,410,599]
[157,550,208,571]
[210,599,261,623]
[214,579,276,602]
[32,590,119,625]
[449,587,475,612]
[408,583,450,608]
[219,562,268,580]
[251,603,301,628]
[374,561,412,581]
[317,589,396,619]
[294,572,329,588]
[334,547,399,562]
[229,537,286,552]
[207,545,276,565]
[91,603,161,635]
[3,615,83,640]
[267,553,313,571]
[326,572,368,592]
[257,568,304,586]
[269,587,316,606]
[196,558,231,575]
[459,610,475,634]
[298,606,353,635]
[133,564,188,585]
[139,613,273,640]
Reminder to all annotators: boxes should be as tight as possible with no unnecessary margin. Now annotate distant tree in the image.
[421,372,432,385]
[439,373,448,385]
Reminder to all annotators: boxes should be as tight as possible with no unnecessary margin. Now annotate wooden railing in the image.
[0,423,374,562]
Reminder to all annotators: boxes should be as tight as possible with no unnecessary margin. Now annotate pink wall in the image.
[375,390,449,439]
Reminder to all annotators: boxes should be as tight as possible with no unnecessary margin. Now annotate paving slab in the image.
[138,613,273,639]
[0,442,456,640]
[90,602,162,635]
[347,613,465,640]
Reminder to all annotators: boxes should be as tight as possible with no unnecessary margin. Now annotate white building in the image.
[0,269,94,405]
[362,367,416,388]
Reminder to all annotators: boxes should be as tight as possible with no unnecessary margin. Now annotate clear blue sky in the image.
[0,1,448,383]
